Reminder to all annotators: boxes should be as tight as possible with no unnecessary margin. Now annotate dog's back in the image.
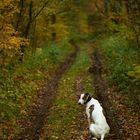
[78,93,110,140]
[89,98,110,140]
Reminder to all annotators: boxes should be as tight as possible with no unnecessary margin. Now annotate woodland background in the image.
[0,0,140,139]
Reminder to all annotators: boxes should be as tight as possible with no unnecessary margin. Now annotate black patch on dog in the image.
[83,93,91,104]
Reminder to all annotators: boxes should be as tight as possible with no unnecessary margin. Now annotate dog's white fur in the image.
[78,93,110,140]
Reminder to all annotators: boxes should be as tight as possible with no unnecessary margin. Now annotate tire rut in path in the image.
[66,75,89,140]
[17,44,79,140]
[92,47,125,140]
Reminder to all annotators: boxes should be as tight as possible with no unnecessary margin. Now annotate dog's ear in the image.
[83,93,89,100]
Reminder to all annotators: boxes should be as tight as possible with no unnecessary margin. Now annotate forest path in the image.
[17,42,79,140]
[39,41,92,140]
[17,41,139,140]
[39,42,123,140]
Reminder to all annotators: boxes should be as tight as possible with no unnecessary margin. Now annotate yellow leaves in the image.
[0,23,29,52]
[0,24,28,67]
[127,65,140,79]
[0,32,28,51]
[0,0,19,19]
[0,0,28,54]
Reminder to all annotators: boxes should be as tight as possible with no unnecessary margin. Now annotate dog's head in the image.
[78,93,91,105]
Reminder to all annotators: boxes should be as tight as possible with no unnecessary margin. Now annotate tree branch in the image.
[31,0,51,23]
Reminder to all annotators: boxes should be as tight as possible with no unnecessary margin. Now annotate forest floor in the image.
[17,41,140,140]
[16,43,79,140]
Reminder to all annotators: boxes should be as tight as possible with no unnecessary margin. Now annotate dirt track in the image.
[17,43,79,140]
[92,47,127,140]
[17,42,139,140]
[92,47,140,140]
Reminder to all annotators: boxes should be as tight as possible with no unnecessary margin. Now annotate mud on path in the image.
[17,44,79,140]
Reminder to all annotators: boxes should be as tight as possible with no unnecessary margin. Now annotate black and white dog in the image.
[78,93,110,140]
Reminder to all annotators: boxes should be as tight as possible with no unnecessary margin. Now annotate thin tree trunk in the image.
[104,0,109,15]
[31,19,37,54]
[51,14,56,40]
[15,0,24,31]
[24,0,33,38]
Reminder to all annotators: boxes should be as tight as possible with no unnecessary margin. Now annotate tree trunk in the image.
[24,0,33,38]
[51,14,56,40]
[15,0,24,31]
[104,0,109,15]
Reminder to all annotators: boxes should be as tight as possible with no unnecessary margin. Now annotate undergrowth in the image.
[0,40,74,139]
[100,35,140,110]
[40,42,94,140]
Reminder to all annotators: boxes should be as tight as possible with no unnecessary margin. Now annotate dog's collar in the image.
[84,96,91,104]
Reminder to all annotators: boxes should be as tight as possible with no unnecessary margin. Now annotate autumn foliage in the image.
[0,0,140,139]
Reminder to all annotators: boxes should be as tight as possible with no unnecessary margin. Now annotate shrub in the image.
[100,35,140,109]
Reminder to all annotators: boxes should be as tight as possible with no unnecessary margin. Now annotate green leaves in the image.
[101,36,137,86]
[100,35,140,111]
